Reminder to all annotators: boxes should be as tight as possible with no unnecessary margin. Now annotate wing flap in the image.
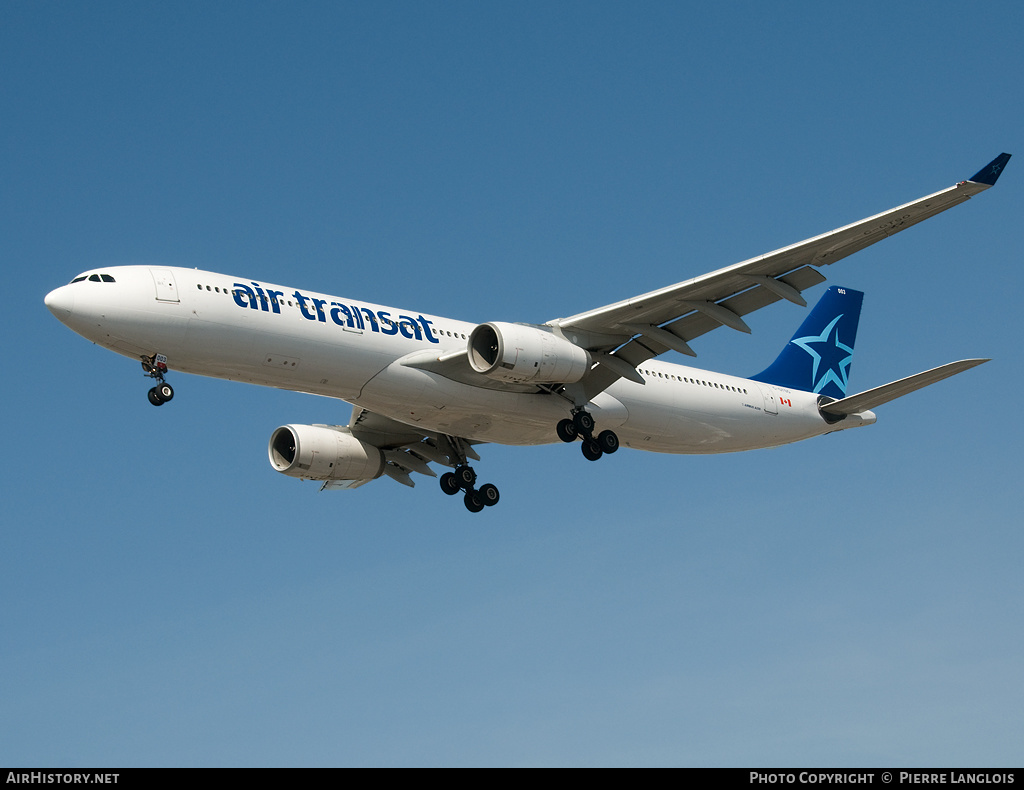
[552,154,1008,401]
[320,478,373,491]
[553,157,1008,340]
[339,407,488,489]
[579,266,831,398]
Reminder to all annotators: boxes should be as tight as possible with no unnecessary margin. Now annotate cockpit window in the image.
[72,273,116,283]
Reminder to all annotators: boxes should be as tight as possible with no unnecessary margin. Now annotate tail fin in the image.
[750,286,864,398]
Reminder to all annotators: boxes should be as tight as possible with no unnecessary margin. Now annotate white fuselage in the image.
[44,266,874,452]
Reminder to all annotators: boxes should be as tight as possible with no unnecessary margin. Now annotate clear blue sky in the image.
[3,1,1021,767]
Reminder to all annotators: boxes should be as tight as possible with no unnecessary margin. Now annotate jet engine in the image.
[468,322,592,384]
[268,424,384,481]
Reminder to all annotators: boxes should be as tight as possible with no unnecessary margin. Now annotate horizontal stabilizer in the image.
[819,359,989,415]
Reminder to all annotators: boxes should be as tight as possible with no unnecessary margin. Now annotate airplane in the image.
[44,153,1010,512]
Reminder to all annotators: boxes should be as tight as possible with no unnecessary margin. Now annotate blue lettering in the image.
[398,315,421,340]
[417,315,439,344]
[330,302,355,327]
[251,283,270,313]
[361,307,379,332]
[231,283,436,347]
[293,290,317,321]
[233,283,257,309]
[377,310,399,335]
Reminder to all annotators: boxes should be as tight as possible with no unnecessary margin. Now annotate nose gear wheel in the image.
[142,354,174,406]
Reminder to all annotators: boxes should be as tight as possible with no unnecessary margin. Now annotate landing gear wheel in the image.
[556,419,578,443]
[142,355,174,405]
[478,483,500,507]
[456,465,477,490]
[440,472,461,496]
[581,439,603,461]
[573,411,595,436]
[597,429,619,454]
[464,490,485,513]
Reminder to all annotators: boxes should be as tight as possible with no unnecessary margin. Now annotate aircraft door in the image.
[757,384,778,415]
[150,268,180,303]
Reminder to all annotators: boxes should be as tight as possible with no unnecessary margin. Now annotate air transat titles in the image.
[231,282,440,343]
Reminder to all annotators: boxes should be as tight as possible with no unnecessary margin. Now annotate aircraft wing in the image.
[550,153,1010,400]
[322,406,482,489]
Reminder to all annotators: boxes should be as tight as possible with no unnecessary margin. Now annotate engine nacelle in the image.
[268,424,385,482]
[468,322,592,384]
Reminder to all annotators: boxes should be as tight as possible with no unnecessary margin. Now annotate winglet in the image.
[968,153,1011,186]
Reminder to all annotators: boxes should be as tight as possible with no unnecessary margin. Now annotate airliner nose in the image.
[44,285,75,317]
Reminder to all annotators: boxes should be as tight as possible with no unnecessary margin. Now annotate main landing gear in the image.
[556,409,619,461]
[439,465,500,513]
[436,436,500,513]
[142,354,174,406]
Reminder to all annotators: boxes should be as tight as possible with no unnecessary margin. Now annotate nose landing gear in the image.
[142,354,174,406]
[557,409,619,461]
[147,383,174,406]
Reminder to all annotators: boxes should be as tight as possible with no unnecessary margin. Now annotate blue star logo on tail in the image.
[749,286,862,396]
[791,315,854,396]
